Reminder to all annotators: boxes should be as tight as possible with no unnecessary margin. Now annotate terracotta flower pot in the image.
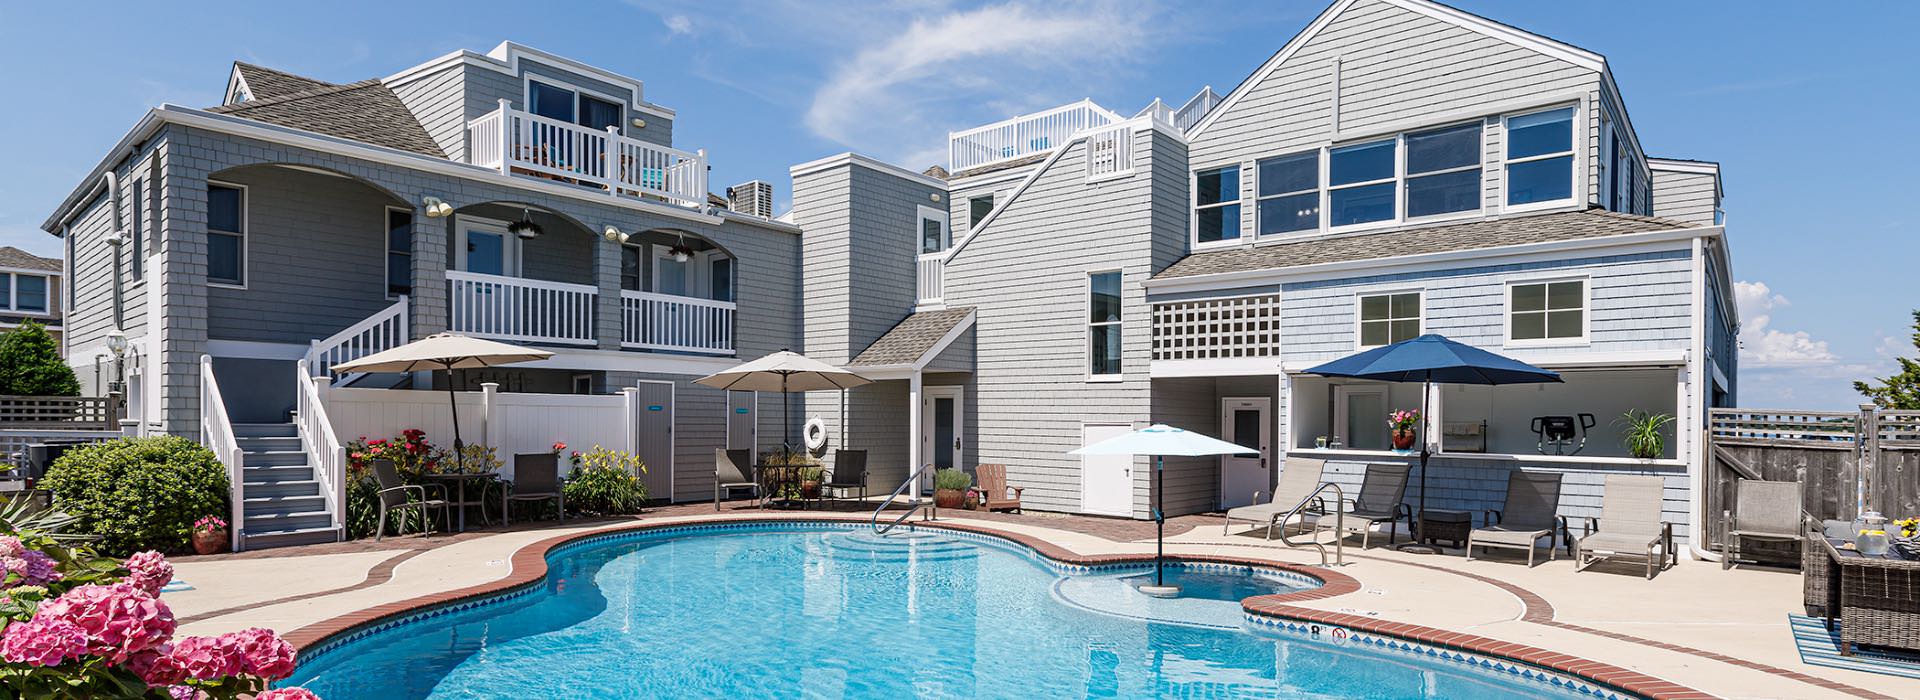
[800,480,821,499]
[192,529,228,555]
[934,488,966,509]
[1391,429,1417,450]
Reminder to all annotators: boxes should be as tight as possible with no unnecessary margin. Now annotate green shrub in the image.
[0,321,79,396]
[563,447,648,515]
[934,468,972,491]
[42,436,229,556]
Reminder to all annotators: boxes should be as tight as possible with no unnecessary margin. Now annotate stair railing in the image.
[294,360,348,537]
[872,463,937,535]
[306,295,408,381]
[1277,482,1346,567]
[200,356,247,552]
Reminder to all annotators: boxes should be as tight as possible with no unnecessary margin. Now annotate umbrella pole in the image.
[447,365,464,453]
[1139,454,1179,598]
[782,372,792,452]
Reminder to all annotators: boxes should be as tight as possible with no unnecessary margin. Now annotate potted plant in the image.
[934,468,972,509]
[1617,410,1675,459]
[192,515,228,555]
[964,487,981,510]
[799,466,825,499]
[1388,409,1420,451]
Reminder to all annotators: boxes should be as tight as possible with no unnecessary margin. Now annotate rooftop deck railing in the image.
[467,100,708,209]
[948,99,1124,173]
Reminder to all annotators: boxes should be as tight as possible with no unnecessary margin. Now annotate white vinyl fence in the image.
[318,384,640,480]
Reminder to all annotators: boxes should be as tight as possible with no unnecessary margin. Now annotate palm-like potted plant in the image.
[1617,410,1675,459]
[933,468,972,509]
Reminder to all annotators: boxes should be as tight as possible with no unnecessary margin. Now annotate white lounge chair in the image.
[1573,474,1676,579]
[1223,457,1326,539]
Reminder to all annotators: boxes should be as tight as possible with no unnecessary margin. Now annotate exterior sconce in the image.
[631,118,647,129]
[602,226,630,244]
[422,197,454,218]
[930,193,942,202]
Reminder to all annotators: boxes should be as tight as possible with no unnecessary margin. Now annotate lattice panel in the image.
[1152,295,1281,361]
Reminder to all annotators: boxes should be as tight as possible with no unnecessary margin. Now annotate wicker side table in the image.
[1817,536,1920,656]
[1420,509,1472,548]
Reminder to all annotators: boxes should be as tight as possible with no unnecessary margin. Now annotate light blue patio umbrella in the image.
[1071,424,1254,596]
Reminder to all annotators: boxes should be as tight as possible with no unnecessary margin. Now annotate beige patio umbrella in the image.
[328,332,554,451]
[694,349,870,450]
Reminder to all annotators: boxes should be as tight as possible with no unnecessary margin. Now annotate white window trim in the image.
[1087,269,1125,381]
[702,250,735,302]
[206,179,248,289]
[966,193,995,229]
[522,77,627,133]
[1354,288,1425,350]
[383,206,413,300]
[453,215,520,277]
[1502,275,1592,348]
[916,204,949,255]
[1249,120,1487,243]
[0,270,55,316]
[650,246,700,296]
[1327,136,1399,231]
[1500,103,1583,214]
[1402,121,1485,223]
[1253,150,1320,238]
[1190,163,1243,250]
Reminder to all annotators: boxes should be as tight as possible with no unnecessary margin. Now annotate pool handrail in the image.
[1278,482,1345,566]
[873,463,937,535]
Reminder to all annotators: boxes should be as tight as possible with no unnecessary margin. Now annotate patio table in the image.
[424,472,497,532]
[755,464,818,510]
[1810,534,1920,656]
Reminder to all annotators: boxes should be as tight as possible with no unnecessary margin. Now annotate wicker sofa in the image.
[1805,518,1920,656]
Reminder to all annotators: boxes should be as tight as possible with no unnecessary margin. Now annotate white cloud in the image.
[804,1,1158,167]
[663,14,694,36]
[1735,280,1839,368]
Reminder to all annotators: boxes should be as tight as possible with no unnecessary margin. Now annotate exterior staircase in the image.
[235,423,342,549]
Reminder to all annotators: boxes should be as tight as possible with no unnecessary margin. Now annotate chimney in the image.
[725,180,774,218]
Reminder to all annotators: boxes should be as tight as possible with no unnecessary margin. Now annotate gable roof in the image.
[0,247,60,273]
[850,307,976,367]
[1154,208,1696,280]
[209,80,448,158]
[230,62,335,102]
[1190,0,1605,138]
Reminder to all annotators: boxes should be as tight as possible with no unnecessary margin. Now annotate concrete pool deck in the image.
[169,504,1918,700]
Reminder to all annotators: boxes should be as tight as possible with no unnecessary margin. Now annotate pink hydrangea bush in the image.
[123,550,174,596]
[0,535,62,588]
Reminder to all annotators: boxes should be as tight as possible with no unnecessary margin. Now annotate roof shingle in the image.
[1154,208,1698,280]
[0,247,60,272]
[850,308,975,366]
[232,62,335,101]
[210,80,448,159]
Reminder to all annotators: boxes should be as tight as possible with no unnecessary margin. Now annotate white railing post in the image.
[481,382,500,453]
[200,355,246,552]
[496,99,513,176]
[621,387,641,456]
[605,125,622,197]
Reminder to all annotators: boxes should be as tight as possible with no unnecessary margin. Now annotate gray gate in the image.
[633,382,674,502]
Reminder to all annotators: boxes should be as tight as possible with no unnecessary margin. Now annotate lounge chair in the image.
[821,449,869,506]
[371,459,448,541]
[1320,462,1413,549]
[1223,457,1327,539]
[1573,474,1676,579]
[1720,479,1804,570]
[713,448,759,509]
[502,453,564,526]
[977,464,1023,512]
[1466,471,1566,566]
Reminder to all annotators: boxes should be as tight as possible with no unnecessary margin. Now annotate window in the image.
[1505,107,1575,207]
[1359,292,1420,347]
[620,245,641,291]
[528,79,623,132]
[1,274,49,313]
[207,183,244,286]
[385,208,412,298]
[917,206,948,255]
[579,95,621,131]
[129,179,144,281]
[1509,279,1586,343]
[1329,139,1396,226]
[1194,166,1240,243]
[968,194,994,228]
[1256,151,1318,236]
[1405,123,1481,218]
[1089,271,1122,376]
[709,257,734,302]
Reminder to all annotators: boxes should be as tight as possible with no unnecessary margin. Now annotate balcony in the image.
[446,270,735,355]
[466,100,708,209]
[947,99,1124,173]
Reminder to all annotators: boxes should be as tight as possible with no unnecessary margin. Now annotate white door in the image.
[634,381,674,501]
[920,386,963,471]
[1219,397,1271,509]
[1333,385,1388,451]
[1080,423,1134,516]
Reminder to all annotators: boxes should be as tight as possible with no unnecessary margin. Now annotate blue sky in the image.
[1,1,1913,409]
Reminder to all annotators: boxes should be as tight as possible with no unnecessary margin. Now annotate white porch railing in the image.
[1172,86,1221,132]
[199,356,246,552]
[620,290,736,355]
[306,296,408,378]
[467,100,708,208]
[294,361,347,535]
[1084,125,1134,181]
[948,99,1124,172]
[916,253,945,306]
[446,270,598,346]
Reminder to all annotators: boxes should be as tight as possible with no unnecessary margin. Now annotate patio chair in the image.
[371,459,448,542]
[1319,463,1413,549]
[1720,479,1804,570]
[502,453,564,526]
[1574,475,1676,579]
[821,449,868,506]
[1223,457,1328,539]
[977,464,1023,512]
[714,448,759,509]
[1466,471,1567,567]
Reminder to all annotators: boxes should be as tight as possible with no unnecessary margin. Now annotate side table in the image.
[1420,509,1472,548]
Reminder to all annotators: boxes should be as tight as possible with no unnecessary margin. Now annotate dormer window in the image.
[1329,139,1395,226]
[527,80,623,132]
[1505,106,1575,208]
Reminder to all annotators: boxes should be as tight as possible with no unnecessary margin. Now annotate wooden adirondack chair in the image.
[976,464,1023,512]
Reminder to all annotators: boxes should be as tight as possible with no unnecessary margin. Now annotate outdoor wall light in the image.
[602,225,630,244]
[631,118,647,129]
[930,193,942,202]
[422,196,454,218]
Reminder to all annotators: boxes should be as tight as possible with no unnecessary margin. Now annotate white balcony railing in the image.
[1171,86,1221,133]
[948,99,1124,173]
[467,100,708,208]
[620,290,736,355]
[446,270,598,346]
[1084,125,1134,181]
[916,253,944,306]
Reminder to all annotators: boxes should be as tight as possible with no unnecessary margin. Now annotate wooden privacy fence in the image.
[0,395,116,429]
[1706,406,1920,553]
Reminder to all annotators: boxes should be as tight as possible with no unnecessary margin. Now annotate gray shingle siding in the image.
[1650,168,1719,227]
[793,161,938,364]
[388,64,470,161]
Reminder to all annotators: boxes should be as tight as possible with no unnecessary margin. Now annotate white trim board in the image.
[787,152,948,189]
[383,43,675,119]
[205,339,308,361]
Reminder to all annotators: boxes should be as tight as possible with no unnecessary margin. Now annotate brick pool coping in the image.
[283,514,1710,699]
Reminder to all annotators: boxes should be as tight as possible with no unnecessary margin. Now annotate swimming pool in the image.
[288,523,1632,698]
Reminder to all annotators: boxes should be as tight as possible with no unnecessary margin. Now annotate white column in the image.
[1426,381,1443,453]
[480,382,500,459]
[621,387,641,456]
[908,371,924,502]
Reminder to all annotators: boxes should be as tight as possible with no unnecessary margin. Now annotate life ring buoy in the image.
[803,417,828,451]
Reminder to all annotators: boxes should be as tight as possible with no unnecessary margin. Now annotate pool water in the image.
[289,526,1607,699]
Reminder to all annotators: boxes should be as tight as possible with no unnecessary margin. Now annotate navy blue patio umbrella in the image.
[1304,334,1561,549]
